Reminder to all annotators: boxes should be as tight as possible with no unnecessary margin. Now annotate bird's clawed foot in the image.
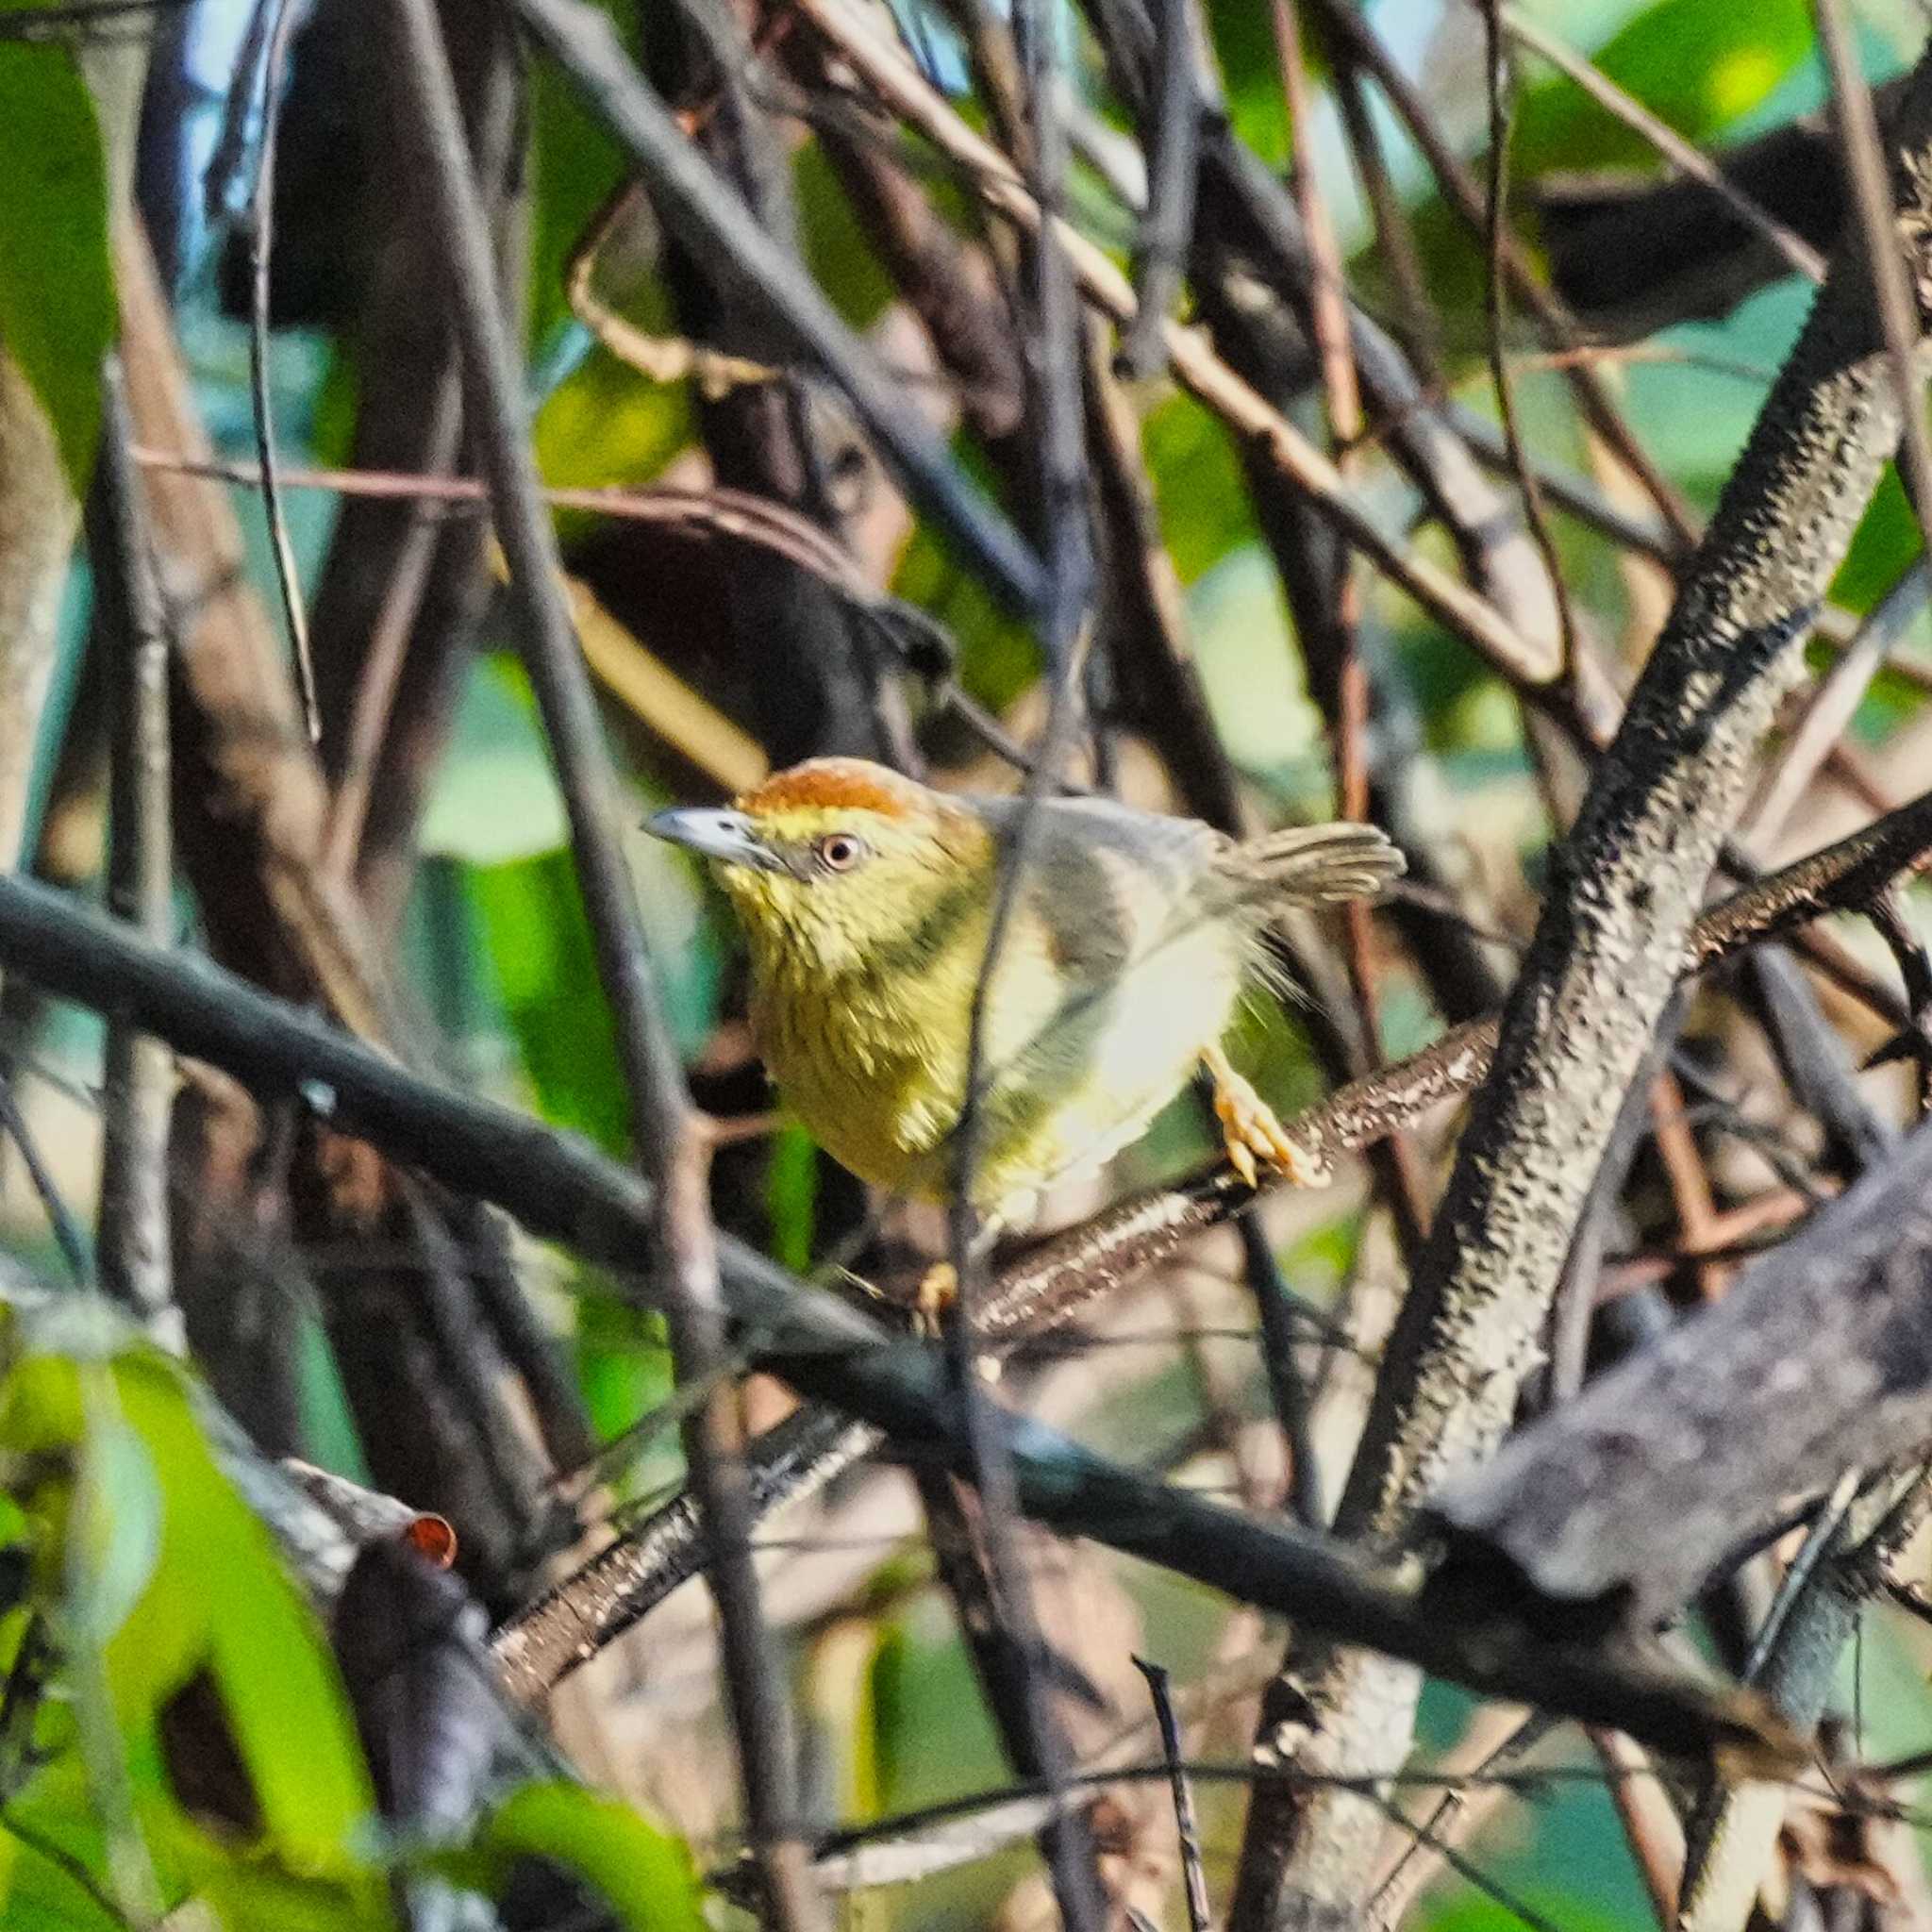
[1203,1044,1330,1191]
[912,1260,957,1338]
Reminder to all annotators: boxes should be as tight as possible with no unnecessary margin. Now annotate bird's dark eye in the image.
[815,832,868,874]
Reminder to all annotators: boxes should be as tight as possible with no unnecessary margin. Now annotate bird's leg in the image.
[913,1261,956,1337]
[1202,1042,1331,1191]
[913,1212,1009,1338]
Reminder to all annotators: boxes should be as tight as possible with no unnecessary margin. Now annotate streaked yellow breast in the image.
[747,881,1249,1222]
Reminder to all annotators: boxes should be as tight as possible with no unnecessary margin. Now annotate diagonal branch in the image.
[509,0,1046,617]
[0,863,1783,1761]
[493,781,1932,1691]
[386,2,824,1922]
[1229,38,1932,1932]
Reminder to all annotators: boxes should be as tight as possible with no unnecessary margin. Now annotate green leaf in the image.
[468,845,631,1154]
[795,140,895,333]
[1204,0,1290,167]
[764,1123,821,1275]
[1142,391,1257,587]
[459,1782,707,1932]
[526,0,633,345]
[0,20,113,495]
[891,517,1041,715]
[0,1329,394,1930]
[1830,463,1916,615]
[573,1287,675,1496]
[533,341,692,523]
[1511,0,1814,178]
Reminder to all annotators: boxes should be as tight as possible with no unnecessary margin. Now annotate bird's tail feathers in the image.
[1234,822,1406,905]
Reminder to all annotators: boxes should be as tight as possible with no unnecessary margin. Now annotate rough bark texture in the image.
[1424,1118,1932,1630]
[1231,44,1932,1932]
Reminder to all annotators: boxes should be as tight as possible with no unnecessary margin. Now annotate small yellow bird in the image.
[650,758,1402,1230]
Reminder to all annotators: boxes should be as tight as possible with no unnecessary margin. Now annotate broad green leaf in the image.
[1510,0,1813,177]
[0,16,113,495]
[1205,0,1291,167]
[573,1287,675,1496]
[0,1331,393,1931]
[891,518,1041,715]
[1830,464,1916,616]
[468,846,631,1154]
[795,140,894,333]
[534,341,692,522]
[764,1122,821,1275]
[458,1782,707,1932]
[527,0,633,345]
[1361,0,1817,341]
[1142,391,1257,586]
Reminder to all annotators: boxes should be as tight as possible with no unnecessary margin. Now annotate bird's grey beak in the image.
[647,807,787,874]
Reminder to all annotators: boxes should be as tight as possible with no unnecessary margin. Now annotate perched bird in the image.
[649,758,1402,1231]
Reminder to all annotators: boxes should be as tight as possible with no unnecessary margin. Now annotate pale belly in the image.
[755,921,1249,1222]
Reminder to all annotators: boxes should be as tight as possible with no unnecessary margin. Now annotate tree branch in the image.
[506,785,1932,1688]
[0,864,1781,1761]
[510,0,1047,617]
[1230,40,1932,1930]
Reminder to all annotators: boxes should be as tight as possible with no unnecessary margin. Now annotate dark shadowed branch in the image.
[0,864,1783,1758]
[386,0,824,1922]
[86,362,175,1340]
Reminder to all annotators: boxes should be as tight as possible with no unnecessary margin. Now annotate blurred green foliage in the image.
[0,0,112,494]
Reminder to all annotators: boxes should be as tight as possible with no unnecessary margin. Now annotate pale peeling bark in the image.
[1230,42,1932,1932]
[0,358,79,872]
[0,377,74,874]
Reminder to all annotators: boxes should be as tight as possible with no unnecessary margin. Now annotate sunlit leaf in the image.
[468,847,631,1154]
[764,1122,820,1276]
[0,4,112,496]
[458,1781,707,1932]
[1511,0,1814,177]
[0,1321,392,1931]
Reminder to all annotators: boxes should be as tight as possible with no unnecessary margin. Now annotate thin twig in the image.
[940,1,1107,1916]
[512,0,1048,617]
[791,0,1557,687]
[1240,1209,1324,1528]
[1302,0,1699,553]
[1745,558,1929,849]
[1116,0,1199,377]
[1743,1468,1863,1683]
[245,0,318,741]
[1813,0,1932,577]
[1270,0,1434,1246]
[1501,8,1825,285]
[384,2,823,1924]
[1591,1731,1684,1924]
[1478,0,1578,686]
[1133,1657,1212,1932]
[1367,1707,1549,1932]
